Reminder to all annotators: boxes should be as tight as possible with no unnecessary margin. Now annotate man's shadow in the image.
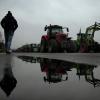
[0,55,17,97]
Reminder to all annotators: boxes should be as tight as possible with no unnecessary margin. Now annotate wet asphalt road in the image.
[13,53,100,66]
[0,53,100,65]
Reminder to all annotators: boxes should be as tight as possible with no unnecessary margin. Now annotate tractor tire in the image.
[79,43,88,53]
[66,40,77,53]
[40,39,47,52]
[93,42,100,53]
[48,39,58,53]
[61,41,68,53]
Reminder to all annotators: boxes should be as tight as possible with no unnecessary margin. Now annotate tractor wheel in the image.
[63,49,67,53]
[48,39,58,53]
[66,40,77,53]
[40,39,47,52]
[79,43,88,53]
[61,41,68,53]
[93,42,100,53]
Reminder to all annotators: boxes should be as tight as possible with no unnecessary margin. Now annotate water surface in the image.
[0,54,100,100]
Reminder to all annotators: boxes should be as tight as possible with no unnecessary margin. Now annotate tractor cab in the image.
[77,32,93,42]
[77,33,86,42]
[44,73,63,83]
[44,25,69,38]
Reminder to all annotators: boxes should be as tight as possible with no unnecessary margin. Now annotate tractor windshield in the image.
[51,28,63,33]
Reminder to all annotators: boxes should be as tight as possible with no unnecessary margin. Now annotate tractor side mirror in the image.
[66,28,69,32]
[44,25,47,31]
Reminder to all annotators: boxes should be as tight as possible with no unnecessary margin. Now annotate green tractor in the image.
[77,22,100,52]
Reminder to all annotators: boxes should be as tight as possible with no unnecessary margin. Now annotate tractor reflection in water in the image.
[40,58,72,83]
[76,64,100,87]
[17,56,100,87]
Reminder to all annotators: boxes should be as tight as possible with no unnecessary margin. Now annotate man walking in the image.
[1,11,18,54]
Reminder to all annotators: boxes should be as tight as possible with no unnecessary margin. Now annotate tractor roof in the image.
[44,25,65,31]
[47,25,62,29]
[77,33,92,36]
[77,33,85,35]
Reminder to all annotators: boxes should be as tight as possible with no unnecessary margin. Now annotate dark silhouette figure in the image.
[0,67,17,96]
[1,11,18,54]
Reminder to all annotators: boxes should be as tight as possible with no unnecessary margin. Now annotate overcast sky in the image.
[0,0,100,49]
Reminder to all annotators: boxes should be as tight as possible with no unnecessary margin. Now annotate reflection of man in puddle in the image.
[0,55,17,96]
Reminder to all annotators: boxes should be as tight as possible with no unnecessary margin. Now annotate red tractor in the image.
[40,24,76,52]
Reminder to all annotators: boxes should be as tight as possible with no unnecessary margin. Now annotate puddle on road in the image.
[0,55,100,100]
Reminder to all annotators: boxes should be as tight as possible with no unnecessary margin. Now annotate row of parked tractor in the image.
[40,22,100,53]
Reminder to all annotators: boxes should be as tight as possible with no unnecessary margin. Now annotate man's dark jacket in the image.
[1,14,18,32]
